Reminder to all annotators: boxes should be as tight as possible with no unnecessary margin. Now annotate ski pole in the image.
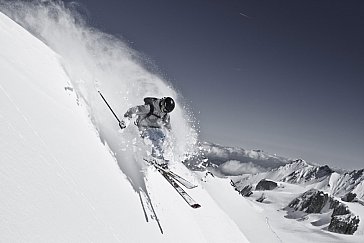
[98,91,124,129]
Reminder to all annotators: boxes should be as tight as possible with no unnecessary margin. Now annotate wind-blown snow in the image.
[0,0,199,194]
[0,3,248,242]
[0,10,146,241]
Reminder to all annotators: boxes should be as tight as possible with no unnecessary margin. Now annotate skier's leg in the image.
[141,128,166,162]
[151,129,166,160]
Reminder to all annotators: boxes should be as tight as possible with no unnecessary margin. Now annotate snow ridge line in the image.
[0,83,122,242]
[265,217,283,243]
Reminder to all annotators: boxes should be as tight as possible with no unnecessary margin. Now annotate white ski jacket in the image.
[124,98,171,130]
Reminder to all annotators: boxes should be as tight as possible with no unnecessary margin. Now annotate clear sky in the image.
[62,0,363,169]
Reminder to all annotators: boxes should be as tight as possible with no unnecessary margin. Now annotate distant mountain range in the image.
[184,142,364,235]
[185,141,289,174]
[186,142,364,201]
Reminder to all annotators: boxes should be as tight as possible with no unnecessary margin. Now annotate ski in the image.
[138,190,164,234]
[145,159,197,189]
[161,172,201,208]
[144,159,201,208]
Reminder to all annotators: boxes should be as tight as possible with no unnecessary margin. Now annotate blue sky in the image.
[63,0,363,169]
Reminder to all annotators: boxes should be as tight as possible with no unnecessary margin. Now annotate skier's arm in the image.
[123,104,150,118]
[119,105,150,129]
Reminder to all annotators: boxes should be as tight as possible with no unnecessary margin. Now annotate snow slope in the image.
[228,160,364,242]
[1,1,364,242]
[0,10,144,242]
[204,173,364,243]
[0,10,248,242]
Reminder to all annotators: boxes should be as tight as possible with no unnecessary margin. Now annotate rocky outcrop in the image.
[286,189,360,235]
[288,189,329,213]
[231,180,253,197]
[256,193,266,203]
[341,192,357,202]
[328,214,360,235]
[256,179,278,191]
[282,163,333,184]
[239,185,253,197]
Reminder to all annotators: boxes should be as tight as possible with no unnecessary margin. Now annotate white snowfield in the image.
[1,8,364,243]
[0,11,250,243]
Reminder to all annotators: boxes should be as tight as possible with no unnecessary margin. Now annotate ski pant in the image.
[140,128,166,160]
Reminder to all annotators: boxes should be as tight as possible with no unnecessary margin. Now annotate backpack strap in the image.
[144,97,161,118]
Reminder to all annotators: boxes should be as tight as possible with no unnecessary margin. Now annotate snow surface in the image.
[1,1,364,242]
[0,10,249,242]
[205,175,364,243]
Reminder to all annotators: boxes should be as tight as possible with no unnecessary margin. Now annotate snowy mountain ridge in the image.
[198,142,364,233]
[185,141,289,175]
[230,158,364,200]
[193,142,364,201]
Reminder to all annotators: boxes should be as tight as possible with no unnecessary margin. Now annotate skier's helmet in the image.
[160,97,175,113]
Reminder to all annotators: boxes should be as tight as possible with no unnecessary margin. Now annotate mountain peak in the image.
[281,162,333,184]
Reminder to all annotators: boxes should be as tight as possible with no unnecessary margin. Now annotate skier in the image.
[98,92,200,208]
[119,97,175,165]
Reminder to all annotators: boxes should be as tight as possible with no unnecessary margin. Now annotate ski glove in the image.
[119,120,126,129]
[119,117,131,130]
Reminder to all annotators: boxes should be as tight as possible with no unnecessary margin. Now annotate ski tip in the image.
[192,204,201,209]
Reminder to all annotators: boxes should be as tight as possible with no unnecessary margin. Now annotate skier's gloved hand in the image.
[119,117,131,130]
[119,120,127,129]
